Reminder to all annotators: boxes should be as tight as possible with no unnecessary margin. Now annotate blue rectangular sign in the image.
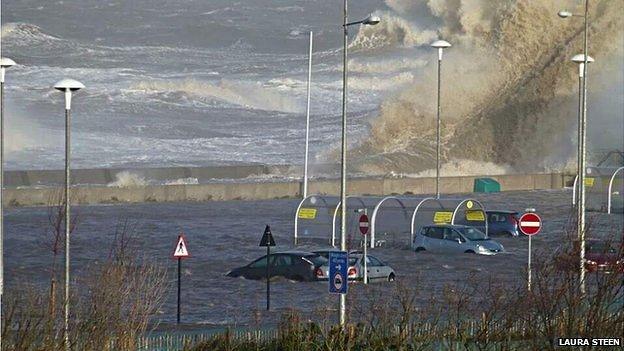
[328,251,348,294]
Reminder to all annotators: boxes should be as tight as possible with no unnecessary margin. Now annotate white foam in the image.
[108,172,148,188]
[1,22,60,41]
[132,79,303,113]
[165,177,199,185]
[406,159,514,178]
[274,6,304,13]
[348,58,427,74]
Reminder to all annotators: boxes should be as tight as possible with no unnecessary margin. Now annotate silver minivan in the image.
[413,224,504,255]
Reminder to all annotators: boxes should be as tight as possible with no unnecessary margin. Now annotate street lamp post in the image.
[340,5,380,327]
[303,31,313,199]
[54,78,85,351]
[559,0,590,295]
[430,40,451,199]
[571,53,594,208]
[572,53,592,296]
[0,56,16,351]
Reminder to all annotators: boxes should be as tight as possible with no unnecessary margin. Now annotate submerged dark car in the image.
[486,210,520,237]
[226,251,327,282]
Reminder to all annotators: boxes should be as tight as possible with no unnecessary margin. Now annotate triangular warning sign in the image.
[173,234,190,258]
[259,225,276,247]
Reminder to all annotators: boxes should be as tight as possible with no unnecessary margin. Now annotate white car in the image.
[315,253,396,283]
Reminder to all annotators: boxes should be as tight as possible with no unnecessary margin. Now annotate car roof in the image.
[314,249,373,253]
[312,248,340,253]
[423,224,471,229]
[275,250,317,256]
[349,253,379,259]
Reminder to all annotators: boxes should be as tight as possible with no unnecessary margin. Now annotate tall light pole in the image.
[559,0,590,295]
[303,31,313,199]
[340,7,380,327]
[430,40,451,199]
[54,78,85,351]
[0,56,16,351]
[571,53,594,208]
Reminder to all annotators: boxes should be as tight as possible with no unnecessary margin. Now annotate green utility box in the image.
[474,178,501,193]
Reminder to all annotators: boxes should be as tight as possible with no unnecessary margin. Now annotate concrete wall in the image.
[4,165,300,187]
[4,173,565,207]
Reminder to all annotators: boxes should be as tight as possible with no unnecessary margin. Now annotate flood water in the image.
[4,189,623,328]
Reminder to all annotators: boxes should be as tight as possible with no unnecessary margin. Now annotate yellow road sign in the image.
[584,177,594,187]
[433,211,453,223]
[298,208,317,219]
[466,210,485,221]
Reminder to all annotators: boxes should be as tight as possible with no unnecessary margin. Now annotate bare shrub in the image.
[2,215,168,351]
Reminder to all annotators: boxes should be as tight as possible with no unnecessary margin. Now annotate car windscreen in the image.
[459,227,488,241]
[304,254,328,266]
[348,257,358,266]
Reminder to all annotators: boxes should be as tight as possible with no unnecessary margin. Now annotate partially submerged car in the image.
[312,249,339,260]
[226,251,327,281]
[556,239,623,273]
[486,210,520,237]
[316,253,396,283]
[413,224,504,255]
[312,249,361,260]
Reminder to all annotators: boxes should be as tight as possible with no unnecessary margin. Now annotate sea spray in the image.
[349,0,623,174]
[108,173,203,187]
[349,11,437,50]
[108,171,148,188]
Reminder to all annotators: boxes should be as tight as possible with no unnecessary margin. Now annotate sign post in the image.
[259,225,276,311]
[359,211,370,284]
[518,212,542,291]
[172,234,190,324]
[329,251,348,295]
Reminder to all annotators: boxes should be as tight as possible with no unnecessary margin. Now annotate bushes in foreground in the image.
[2,210,168,351]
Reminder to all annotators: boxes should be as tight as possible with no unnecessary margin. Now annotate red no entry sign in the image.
[359,214,369,235]
[519,213,542,236]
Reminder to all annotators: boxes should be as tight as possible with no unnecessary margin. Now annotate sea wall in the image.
[4,172,568,207]
[4,165,299,187]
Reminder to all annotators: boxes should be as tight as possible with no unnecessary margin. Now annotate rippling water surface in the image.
[5,189,623,327]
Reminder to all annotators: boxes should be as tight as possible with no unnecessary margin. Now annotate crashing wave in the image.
[350,0,623,174]
[132,79,303,113]
[349,12,437,50]
[108,172,148,188]
[1,23,62,45]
